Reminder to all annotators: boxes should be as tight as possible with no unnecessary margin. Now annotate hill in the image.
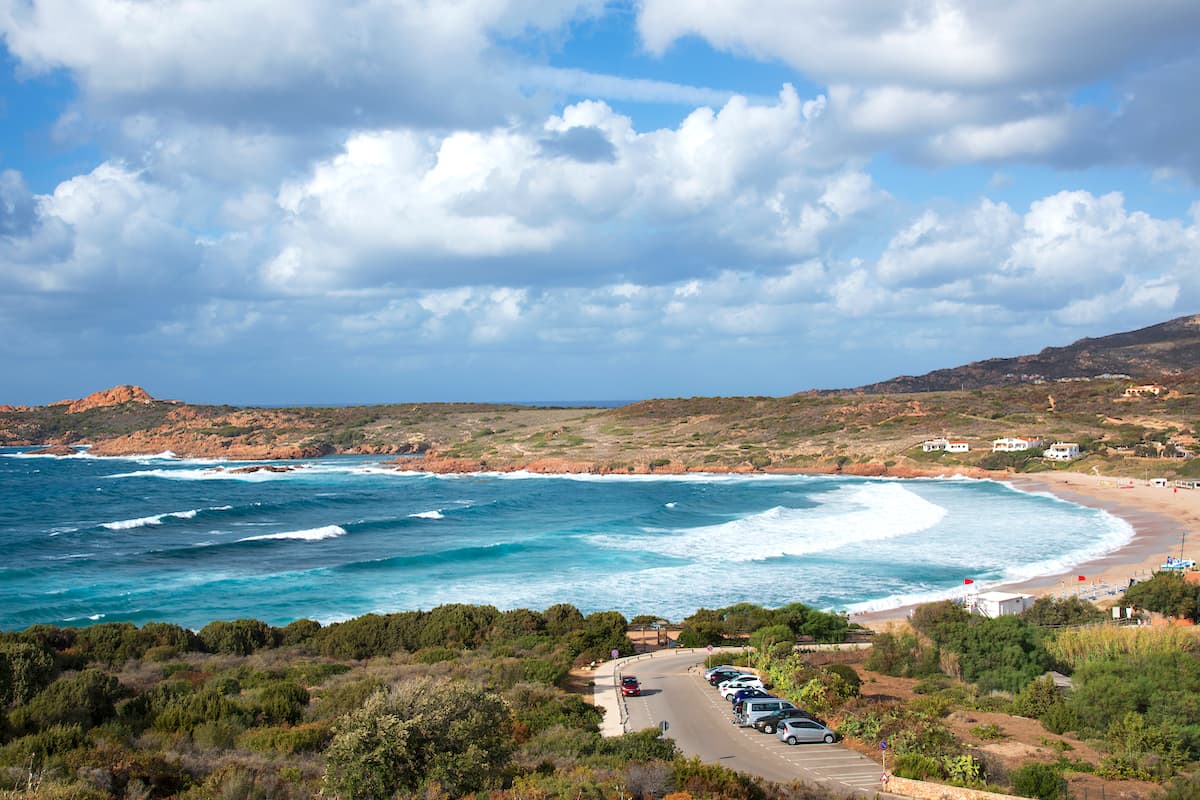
[858,313,1200,393]
[2,314,1199,478]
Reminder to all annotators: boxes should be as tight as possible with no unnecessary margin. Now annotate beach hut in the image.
[968,591,1035,618]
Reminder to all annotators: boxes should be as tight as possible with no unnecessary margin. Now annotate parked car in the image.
[735,697,796,728]
[707,667,748,686]
[719,675,765,698]
[620,676,640,697]
[730,689,773,713]
[752,707,820,734]
[705,665,743,682]
[777,717,838,745]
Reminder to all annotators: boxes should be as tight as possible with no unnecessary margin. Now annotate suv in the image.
[730,689,773,713]
[620,676,640,697]
[752,707,819,734]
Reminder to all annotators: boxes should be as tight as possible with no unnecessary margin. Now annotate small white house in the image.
[1150,478,1170,488]
[969,591,1035,618]
[946,440,970,453]
[992,437,1043,452]
[922,438,949,452]
[1045,442,1081,461]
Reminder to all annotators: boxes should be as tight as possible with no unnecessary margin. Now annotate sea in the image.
[0,447,1135,632]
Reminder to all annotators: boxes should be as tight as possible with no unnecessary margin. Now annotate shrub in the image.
[0,641,58,705]
[1012,675,1064,719]
[323,677,513,797]
[825,664,861,696]
[892,753,944,780]
[8,670,126,735]
[1010,762,1067,800]
[865,631,939,677]
[0,723,85,768]
[197,619,275,655]
[1022,596,1106,627]
[237,721,332,754]
[275,618,322,646]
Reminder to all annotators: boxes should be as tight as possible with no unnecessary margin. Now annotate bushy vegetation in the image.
[677,602,853,647]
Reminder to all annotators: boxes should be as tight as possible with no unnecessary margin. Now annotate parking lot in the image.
[610,648,899,796]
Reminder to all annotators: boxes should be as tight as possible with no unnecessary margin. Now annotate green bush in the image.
[865,631,940,677]
[252,680,309,725]
[323,678,513,798]
[8,669,126,735]
[0,723,85,768]
[197,618,275,655]
[1010,762,1067,800]
[237,721,332,754]
[892,752,944,780]
[0,641,58,705]
[825,664,861,696]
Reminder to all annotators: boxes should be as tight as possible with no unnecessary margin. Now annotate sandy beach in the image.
[861,471,1200,625]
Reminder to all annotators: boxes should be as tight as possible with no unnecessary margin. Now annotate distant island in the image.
[2,314,1199,481]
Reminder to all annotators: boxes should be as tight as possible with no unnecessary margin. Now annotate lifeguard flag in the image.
[1077,575,1086,581]
[963,578,974,585]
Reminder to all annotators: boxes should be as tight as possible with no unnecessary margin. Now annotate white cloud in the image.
[261,86,873,292]
[636,1,1200,91]
[0,0,602,128]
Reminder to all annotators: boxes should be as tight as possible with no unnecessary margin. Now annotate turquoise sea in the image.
[0,448,1134,631]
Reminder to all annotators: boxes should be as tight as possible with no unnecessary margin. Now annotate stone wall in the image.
[886,776,1029,800]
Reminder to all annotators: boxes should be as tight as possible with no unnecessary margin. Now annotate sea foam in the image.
[591,481,947,562]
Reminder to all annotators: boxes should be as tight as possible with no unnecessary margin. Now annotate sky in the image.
[1,1,1199,406]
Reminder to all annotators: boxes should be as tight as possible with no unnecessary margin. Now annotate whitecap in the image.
[590,481,947,562]
[408,510,445,519]
[238,525,347,542]
[100,505,230,530]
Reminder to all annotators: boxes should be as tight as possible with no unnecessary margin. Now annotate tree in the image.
[1122,573,1200,621]
[323,677,513,798]
[1021,596,1106,627]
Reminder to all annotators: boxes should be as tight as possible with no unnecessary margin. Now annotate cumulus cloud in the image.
[873,190,1199,316]
[260,86,875,291]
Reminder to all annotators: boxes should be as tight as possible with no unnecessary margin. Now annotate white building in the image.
[969,591,1035,617]
[922,438,949,452]
[946,440,970,453]
[1044,442,1081,461]
[992,437,1043,452]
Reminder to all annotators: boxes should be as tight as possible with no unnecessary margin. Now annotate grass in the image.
[1046,625,1200,668]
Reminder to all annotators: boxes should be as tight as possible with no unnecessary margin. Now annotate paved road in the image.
[618,649,895,796]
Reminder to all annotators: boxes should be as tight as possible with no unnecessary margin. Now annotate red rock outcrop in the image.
[56,385,156,414]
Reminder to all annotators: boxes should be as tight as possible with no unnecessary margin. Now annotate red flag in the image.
[963,578,974,585]
[1077,575,1086,581]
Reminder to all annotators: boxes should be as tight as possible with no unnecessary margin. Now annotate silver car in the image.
[776,717,837,745]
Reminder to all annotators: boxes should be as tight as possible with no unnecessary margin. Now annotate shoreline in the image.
[859,471,1200,626]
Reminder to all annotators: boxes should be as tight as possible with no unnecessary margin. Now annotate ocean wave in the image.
[408,510,445,519]
[99,505,234,530]
[591,481,947,562]
[238,525,348,542]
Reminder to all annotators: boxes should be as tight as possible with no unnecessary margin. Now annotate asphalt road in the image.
[619,649,896,796]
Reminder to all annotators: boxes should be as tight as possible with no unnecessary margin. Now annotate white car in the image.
[718,675,765,698]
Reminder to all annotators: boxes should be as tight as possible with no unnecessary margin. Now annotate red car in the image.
[620,676,640,696]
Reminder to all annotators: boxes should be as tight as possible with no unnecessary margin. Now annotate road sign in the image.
[611,649,619,659]
[706,644,713,652]
[659,720,670,733]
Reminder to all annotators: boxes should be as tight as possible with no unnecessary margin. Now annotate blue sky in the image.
[1,1,1199,406]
